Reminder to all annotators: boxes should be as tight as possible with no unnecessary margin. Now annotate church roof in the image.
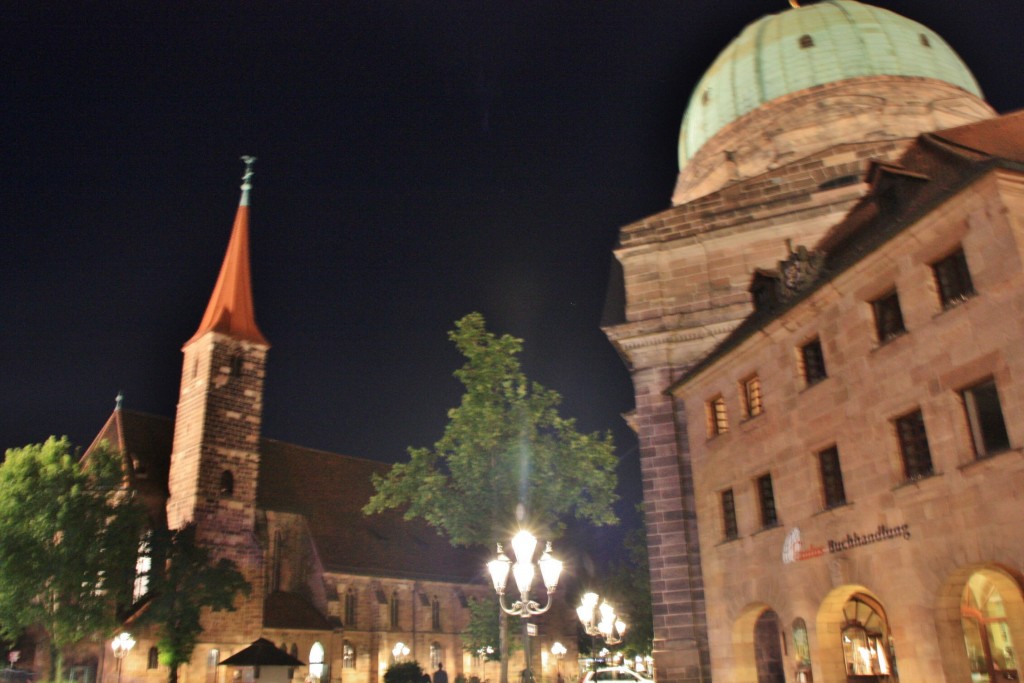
[679,0,982,166]
[187,157,269,347]
[105,410,485,584]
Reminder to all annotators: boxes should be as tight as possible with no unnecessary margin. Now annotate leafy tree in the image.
[0,437,144,682]
[460,598,520,662]
[383,661,425,683]
[136,525,250,683]
[365,312,620,682]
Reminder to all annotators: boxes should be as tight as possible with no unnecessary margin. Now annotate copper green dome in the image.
[678,0,983,167]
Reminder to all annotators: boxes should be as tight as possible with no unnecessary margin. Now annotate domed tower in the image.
[673,0,993,203]
[602,3,993,682]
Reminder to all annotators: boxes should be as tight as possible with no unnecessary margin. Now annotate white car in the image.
[580,667,653,683]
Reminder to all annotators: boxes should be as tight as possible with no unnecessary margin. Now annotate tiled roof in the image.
[262,592,334,631]
[105,411,485,583]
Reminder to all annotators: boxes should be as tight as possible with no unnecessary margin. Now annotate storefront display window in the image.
[840,595,897,681]
[962,572,1018,682]
[793,618,813,682]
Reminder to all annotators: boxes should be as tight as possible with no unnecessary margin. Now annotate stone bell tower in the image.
[166,156,269,639]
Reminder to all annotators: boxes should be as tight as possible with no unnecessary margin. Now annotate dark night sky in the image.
[2,1,1022,545]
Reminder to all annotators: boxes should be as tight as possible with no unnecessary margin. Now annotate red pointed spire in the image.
[186,157,269,347]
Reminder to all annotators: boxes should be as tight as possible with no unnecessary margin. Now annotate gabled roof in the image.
[220,638,305,667]
[263,592,336,631]
[105,410,485,583]
[669,110,1024,391]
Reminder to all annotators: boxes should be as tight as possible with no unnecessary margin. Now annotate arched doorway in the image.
[754,609,785,683]
[961,570,1020,681]
[840,595,896,681]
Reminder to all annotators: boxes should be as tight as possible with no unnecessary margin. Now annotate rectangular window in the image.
[895,410,934,480]
[742,375,764,418]
[721,489,738,540]
[818,446,847,508]
[706,395,729,437]
[756,474,778,528]
[800,338,827,386]
[872,290,906,342]
[962,379,1010,458]
[933,248,975,309]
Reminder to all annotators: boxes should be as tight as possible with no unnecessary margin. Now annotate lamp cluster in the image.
[577,593,627,646]
[487,530,562,617]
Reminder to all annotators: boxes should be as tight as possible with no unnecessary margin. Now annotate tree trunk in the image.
[48,641,64,683]
[499,611,509,683]
[168,663,179,683]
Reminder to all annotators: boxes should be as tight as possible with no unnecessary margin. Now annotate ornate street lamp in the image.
[488,530,563,683]
[111,632,136,683]
[577,593,626,646]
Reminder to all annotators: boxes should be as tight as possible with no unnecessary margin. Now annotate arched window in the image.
[219,470,234,497]
[148,646,160,670]
[343,641,356,670]
[309,642,325,681]
[799,34,814,49]
[430,642,442,671]
[962,571,1019,676]
[792,618,812,679]
[841,595,895,677]
[133,533,152,603]
[431,596,441,631]
[390,591,400,629]
[206,649,220,683]
[345,588,357,627]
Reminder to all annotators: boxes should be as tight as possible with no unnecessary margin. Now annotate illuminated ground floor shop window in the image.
[840,595,897,681]
[962,571,1019,682]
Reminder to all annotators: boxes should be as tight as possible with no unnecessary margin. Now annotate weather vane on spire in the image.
[240,155,256,191]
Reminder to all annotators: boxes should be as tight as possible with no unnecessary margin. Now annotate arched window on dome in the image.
[920,33,931,48]
[799,34,814,49]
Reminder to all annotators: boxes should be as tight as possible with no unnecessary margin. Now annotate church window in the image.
[706,395,729,438]
[818,446,847,509]
[390,591,400,629]
[432,596,441,631]
[230,353,243,377]
[933,247,975,309]
[871,290,906,343]
[343,641,356,670]
[799,34,814,49]
[741,375,763,419]
[721,489,738,540]
[309,642,325,682]
[148,646,160,670]
[271,531,282,592]
[756,473,778,528]
[962,379,1010,458]
[345,588,357,626]
[799,337,827,387]
[895,409,933,480]
[132,532,152,603]
[920,33,931,47]
[206,649,219,683]
[430,642,443,670]
[219,470,234,497]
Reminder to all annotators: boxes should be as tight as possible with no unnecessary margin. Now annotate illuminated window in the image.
[871,290,906,342]
[757,474,778,528]
[706,396,729,437]
[841,596,895,677]
[895,410,933,480]
[430,642,443,670]
[818,446,847,509]
[431,597,441,631]
[962,379,1010,458]
[721,489,738,540]
[933,248,975,309]
[206,649,219,683]
[309,642,325,681]
[800,338,827,386]
[132,533,152,603]
[741,375,763,418]
[343,641,355,670]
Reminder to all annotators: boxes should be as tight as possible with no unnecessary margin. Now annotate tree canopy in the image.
[136,525,250,683]
[0,437,144,680]
[364,312,619,545]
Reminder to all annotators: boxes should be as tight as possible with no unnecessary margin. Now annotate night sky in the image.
[2,1,1022,545]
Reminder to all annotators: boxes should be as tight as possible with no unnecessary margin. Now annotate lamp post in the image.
[577,593,626,647]
[488,530,563,683]
[111,632,136,683]
[550,642,566,683]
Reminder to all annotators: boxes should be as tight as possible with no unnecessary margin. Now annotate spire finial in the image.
[240,156,257,205]
[115,391,124,410]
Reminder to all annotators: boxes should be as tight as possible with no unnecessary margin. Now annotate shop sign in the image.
[782,523,911,564]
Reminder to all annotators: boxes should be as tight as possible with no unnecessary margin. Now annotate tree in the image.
[365,312,620,682]
[603,522,653,660]
[460,598,520,662]
[0,437,145,682]
[136,525,250,683]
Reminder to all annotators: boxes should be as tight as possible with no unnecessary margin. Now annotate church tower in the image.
[166,157,269,639]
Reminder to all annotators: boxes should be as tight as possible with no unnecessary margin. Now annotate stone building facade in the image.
[602,2,1006,681]
[671,112,1024,682]
[42,164,577,683]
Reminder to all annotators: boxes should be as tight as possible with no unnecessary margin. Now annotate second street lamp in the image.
[577,593,627,647]
[488,530,563,683]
